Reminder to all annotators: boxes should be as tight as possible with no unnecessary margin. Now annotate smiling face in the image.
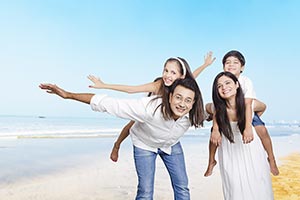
[162,61,184,86]
[217,75,239,100]
[223,56,245,77]
[169,85,195,119]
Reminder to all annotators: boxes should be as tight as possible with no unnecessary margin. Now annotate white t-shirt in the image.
[238,74,256,99]
[90,94,190,154]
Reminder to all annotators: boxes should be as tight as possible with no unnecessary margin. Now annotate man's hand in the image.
[39,83,69,99]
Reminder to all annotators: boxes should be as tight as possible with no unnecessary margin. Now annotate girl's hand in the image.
[88,75,105,89]
[203,51,216,67]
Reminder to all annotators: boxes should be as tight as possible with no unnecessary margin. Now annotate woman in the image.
[39,77,205,200]
[212,71,274,200]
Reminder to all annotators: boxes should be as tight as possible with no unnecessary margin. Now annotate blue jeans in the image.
[252,112,265,126]
[133,142,190,200]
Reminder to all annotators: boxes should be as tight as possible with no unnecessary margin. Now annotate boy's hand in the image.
[88,75,105,89]
[242,127,254,144]
[210,129,222,146]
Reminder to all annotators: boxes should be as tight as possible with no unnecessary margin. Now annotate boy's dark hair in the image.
[222,50,246,67]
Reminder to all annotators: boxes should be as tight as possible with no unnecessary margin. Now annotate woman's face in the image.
[169,85,195,119]
[162,61,184,86]
[223,56,245,77]
[217,75,239,100]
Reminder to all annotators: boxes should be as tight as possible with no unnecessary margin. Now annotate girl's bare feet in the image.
[204,160,217,177]
[110,143,120,162]
[268,157,280,176]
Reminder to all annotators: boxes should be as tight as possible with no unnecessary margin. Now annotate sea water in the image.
[0,115,299,139]
[0,115,212,139]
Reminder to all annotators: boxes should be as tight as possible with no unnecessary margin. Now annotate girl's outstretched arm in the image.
[192,51,216,79]
[88,75,161,94]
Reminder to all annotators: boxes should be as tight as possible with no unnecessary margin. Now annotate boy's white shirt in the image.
[238,74,256,99]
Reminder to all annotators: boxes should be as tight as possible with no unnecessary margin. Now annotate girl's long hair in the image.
[212,72,245,142]
[158,57,195,119]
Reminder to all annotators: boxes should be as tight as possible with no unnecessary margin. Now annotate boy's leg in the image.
[204,140,218,177]
[253,113,279,176]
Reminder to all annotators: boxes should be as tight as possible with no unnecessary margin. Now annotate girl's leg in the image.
[110,120,135,162]
[204,140,218,177]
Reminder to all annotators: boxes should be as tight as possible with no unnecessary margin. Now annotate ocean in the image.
[0,115,299,139]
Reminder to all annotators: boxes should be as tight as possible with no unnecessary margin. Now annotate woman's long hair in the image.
[212,72,245,142]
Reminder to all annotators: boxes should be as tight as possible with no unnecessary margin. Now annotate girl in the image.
[88,52,215,161]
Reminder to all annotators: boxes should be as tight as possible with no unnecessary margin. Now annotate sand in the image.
[0,135,299,199]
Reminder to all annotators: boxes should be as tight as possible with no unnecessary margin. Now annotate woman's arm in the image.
[192,51,216,79]
[243,98,254,144]
[88,75,161,94]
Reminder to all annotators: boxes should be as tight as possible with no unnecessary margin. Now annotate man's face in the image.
[169,85,195,119]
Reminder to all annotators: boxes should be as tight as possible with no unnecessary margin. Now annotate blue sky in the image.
[0,0,299,122]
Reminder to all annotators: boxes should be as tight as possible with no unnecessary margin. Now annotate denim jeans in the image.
[252,112,265,126]
[133,142,190,200]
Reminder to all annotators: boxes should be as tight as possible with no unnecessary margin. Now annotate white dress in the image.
[218,122,274,200]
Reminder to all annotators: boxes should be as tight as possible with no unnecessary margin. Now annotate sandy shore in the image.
[0,134,299,199]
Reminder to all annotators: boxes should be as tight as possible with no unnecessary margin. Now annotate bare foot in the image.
[204,160,217,177]
[268,157,279,176]
[110,143,120,162]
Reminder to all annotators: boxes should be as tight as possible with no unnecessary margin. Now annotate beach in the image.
[0,133,299,200]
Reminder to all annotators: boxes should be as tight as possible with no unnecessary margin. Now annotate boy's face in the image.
[169,85,195,120]
[223,56,245,77]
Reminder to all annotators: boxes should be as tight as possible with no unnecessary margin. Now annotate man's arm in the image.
[39,83,95,104]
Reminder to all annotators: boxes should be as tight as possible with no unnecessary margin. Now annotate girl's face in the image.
[162,61,184,86]
[217,75,239,100]
[223,56,245,77]
[169,85,195,119]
